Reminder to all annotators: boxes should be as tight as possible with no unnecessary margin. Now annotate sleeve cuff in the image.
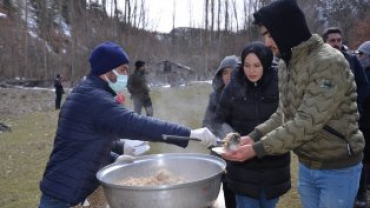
[252,142,266,159]
[110,152,119,163]
[248,129,263,142]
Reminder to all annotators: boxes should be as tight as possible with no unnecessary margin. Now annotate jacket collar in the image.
[86,74,116,96]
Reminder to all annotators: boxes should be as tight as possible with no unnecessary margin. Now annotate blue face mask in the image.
[105,70,127,93]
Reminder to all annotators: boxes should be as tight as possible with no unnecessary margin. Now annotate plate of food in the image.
[211,146,227,155]
[211,132,241,155]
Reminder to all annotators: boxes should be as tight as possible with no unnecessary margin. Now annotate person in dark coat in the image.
[214,42,290,208]
[127,60,153,116]
[323,28,370,208]
[358,41,370,80]
[322,27,369,113]
[356,40,370,208]
[38,41,218,208]
[54,74,64,109]
[203,55,239,135]
[203,55,239,208]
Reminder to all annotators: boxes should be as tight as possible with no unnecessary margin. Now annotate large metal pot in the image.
[96,153,226,208]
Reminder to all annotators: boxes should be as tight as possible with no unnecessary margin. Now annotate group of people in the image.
[202,0,370,208]
[40,0,370,208]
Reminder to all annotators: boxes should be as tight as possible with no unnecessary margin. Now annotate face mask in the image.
[105,69,127,93]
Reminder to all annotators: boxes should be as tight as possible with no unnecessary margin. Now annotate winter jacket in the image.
[54,78,64,95]
[341,48,369,114]
[361,90,370,163]
[250,35,364,169]
[127,70,151,101]
[40,74,190,205]
[203,55,239,133]
[252,0,364,169]
[215,43,290,199]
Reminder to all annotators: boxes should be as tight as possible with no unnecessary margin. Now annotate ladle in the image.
[162,133,240,151]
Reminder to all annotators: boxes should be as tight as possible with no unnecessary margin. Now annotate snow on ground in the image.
[0,12,7,18]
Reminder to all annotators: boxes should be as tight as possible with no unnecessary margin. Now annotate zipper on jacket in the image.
[323,125,353,157]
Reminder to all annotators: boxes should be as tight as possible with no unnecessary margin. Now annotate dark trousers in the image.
[223,181,237,208]
[55,93,63,109]
[356,164,368,204]
[132,97,153,116]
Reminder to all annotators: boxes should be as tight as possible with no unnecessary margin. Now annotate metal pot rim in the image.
[96,153,226,191]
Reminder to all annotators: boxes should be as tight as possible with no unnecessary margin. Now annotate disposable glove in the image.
[190,127,218,147]
[123,142,136,156]
[116,154,135,163]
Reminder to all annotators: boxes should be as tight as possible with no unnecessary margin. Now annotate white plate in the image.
[211,147,226,155]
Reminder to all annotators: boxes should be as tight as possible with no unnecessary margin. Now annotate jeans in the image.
[235,191,279,208]
[38,193,71,208]
[297,162,362,208]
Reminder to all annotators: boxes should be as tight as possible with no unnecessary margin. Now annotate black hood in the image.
[253,0,311,63]
[239,42,273,87]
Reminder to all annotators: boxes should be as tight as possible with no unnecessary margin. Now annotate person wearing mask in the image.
[203,55,239,208]
[38,41,218,208]
[355,40,370,208]
[54,74,65,109]
[323,27,370,208]
[358,41,370,80]
[215,42,290,208]
[221,1,364,208]
[127,60,153,116]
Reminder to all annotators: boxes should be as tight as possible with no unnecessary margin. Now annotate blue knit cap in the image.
[89,41,130,76]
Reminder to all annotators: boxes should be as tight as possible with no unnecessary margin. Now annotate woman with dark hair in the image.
[215,42,290,208]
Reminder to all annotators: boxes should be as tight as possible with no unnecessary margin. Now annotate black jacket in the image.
[215,42,290,199]
[342,49,369,114]
[127,70,151,100]
[216,66,290,199]
[54,78,64,95]
[361,89,370,163]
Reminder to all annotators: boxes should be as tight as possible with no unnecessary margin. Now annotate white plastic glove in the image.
[123,142,136,156]
[190,127,218,147]
[116,154,135,163]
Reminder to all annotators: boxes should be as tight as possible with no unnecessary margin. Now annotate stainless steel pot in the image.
[96,153,226,208]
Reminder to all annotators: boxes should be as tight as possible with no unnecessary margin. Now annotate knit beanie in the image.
[89,41,130,76]
[253,0,311,63]
[135,60,146,69]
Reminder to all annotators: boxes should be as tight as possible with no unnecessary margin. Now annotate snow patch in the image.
[0,12,7,19]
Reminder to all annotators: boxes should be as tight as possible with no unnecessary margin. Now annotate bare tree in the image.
[211,0,215,32]
[217,0,221,33]
[101,0,106,14]
[69,0,75,86]
[24,0,29,78]
[231,0,239,32]
[224,0,229,31]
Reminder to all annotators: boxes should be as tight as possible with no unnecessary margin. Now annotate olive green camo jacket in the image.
[250,34,364,169]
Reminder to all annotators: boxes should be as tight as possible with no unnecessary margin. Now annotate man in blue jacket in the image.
[38,41,217,208]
